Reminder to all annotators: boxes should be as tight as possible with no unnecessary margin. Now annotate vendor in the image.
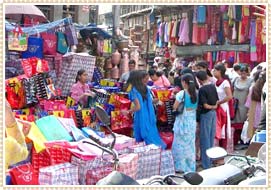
[70,69,96,107]
[119,59,136,83]
[148,69,171,88]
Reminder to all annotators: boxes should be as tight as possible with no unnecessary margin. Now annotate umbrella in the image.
[77,24,112,40]
[5,5,48,23]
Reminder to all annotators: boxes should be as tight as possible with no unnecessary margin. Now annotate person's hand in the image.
[18,121,31,136]
[153,98,159,104]
[84,92,96,97]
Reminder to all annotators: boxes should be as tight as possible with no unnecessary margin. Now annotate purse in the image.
[177,91,185,115]
[41,32,57,55]
[56,32,68,54]
[21,36,43,59]
[8,26,28,51]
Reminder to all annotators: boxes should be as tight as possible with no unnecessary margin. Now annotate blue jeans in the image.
[200,110,216,169]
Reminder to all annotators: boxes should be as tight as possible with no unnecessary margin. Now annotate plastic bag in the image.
[241,120,250,144]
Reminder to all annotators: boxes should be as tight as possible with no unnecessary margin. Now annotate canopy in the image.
[75,23,112,39]
[5,18,72,35]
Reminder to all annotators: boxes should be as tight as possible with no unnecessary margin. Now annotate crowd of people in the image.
[114,57,266,174]
[66,56,266,174]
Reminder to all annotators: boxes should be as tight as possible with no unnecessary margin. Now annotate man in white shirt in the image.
[119,59,136,83]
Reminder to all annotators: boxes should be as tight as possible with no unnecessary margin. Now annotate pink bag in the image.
[39,162,79,185]
[129,144,161,180]
[118,153,138,179]
[71,155,113,185]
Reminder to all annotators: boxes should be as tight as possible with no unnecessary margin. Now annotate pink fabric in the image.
[178,18,190,44]
[70,81,90,106]
[153,75,171,88]
[245,88,261,129]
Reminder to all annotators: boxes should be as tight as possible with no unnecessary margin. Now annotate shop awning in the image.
[5,17,72,35]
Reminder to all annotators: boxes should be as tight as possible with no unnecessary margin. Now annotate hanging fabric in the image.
[197,5,206,24]
[56,32,68,54]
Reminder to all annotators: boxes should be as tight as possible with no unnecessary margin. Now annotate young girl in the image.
[172,73,198,173]
[127,70,166,149]
[70,69,96,107]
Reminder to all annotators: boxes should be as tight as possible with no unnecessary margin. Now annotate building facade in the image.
[36,5,99,25]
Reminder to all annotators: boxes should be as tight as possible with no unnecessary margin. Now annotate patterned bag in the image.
[9,163,39,185]
[41,33,57,55]
[129,144,161,180]
[71,155,113,185]
[118,153,138,179]
[56,32,68,54]
[55,53,96,96]
[160,150,175,176]
[39,162,79,185]
[65,24,78,46]
[8,26,28,51]
[22,36,43,59]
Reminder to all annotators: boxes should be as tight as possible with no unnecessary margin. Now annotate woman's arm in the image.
[129,98,140,113]
[218,87,233,105]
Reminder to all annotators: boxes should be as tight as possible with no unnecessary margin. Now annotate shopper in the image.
[213,63,233,153]
[172,73,198,173]
[196,61,217,85]
[119,59,136,83]
[70,69,96,108]
[126,70,166,149]
[5,99,30,171]
[232,65,253,145]
[148,69,171,88]
[196,71,219,169]
[245,70,266,139]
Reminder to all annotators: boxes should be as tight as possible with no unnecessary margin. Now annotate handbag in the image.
[9,163,39,185]
[177,91,185,115]
[65,24,78,46]
[22,36,43,59]
[8,26,28,51]
[56,32,68,54]
[41,33,57,55]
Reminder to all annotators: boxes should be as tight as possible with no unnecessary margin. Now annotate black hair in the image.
[180,67,199,89]
[240,65,249,73]
[214,63,229,79]
[196,61,213,77]
[233,64,241,71]
[181,73,197,104]
[252,71,266,102]
[127,70,148,100]
[148,69,163,77]
[75,69,86,83]
[129,59,136,65]
[196,70,208,81]
[253,70,262,82]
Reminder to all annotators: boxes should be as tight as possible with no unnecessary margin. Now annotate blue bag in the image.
[56,32,68,54]
[22,36,43,59]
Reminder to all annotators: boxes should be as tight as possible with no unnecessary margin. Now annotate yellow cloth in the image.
[5,136,28,171]
[16,120,47,153]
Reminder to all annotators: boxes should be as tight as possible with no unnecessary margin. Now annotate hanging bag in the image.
[8,26,28,51]
[9,163,39,185]
[56,32,68,54]
[22,36,43,59]
[65,24,78,46]
[41,32,57,55]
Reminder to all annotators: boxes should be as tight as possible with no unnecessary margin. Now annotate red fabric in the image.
[159,132,173,149]
[216,105,227,139]
[41,33,57,55]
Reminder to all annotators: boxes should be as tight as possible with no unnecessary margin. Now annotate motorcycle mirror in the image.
[95,105,116,149]
[206,146,228,160]
[95,105,111,126]
[183,172,203,185]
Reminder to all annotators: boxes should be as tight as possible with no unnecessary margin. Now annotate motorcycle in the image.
[83,105,203,185]
[182,145,266,185]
